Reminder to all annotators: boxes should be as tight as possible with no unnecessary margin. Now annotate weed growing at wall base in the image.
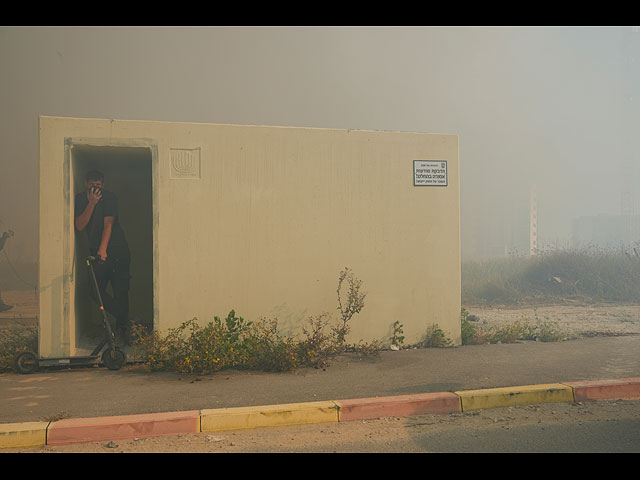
[418,324,453,348]
[460,308,483,345]
[131,312,299,374]
[390,320,405,350]
[132,267,381,374]
[130,306,568,374]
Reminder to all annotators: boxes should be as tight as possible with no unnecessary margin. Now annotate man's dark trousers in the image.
[89,246,131,335]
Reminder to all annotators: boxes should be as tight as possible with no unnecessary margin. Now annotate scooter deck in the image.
[36,356,101,367]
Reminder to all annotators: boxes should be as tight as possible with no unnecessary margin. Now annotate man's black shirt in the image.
[74,190,129,253]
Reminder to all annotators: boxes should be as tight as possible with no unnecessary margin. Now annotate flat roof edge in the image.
[38,115,458,138]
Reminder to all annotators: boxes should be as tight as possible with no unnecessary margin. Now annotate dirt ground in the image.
[467,302,640,338]
[1,291,639,452]
[0,290,37,321]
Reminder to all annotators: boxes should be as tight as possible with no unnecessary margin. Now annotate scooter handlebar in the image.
[86,255,105,265]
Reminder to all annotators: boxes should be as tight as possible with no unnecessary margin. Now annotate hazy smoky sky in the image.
[0,26,638,266]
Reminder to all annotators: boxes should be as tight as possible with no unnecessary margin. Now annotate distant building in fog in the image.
[571,214,640,249]
[465,183,535,259]
[529,183,537,255]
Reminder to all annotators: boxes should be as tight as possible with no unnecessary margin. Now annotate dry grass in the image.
[462,249,640,306]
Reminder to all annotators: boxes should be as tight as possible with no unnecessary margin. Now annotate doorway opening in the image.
[71,144,154,353]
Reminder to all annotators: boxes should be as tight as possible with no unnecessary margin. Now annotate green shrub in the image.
[132,312,299,374]
[390,320,405,349]
[132,267,378,374]
[242,318,298,372]
[334,267,367,344]
[530,319,567,342]
[459,307,567,345]
[418,324,453,348]
[522,312,569,342]
[295,313,340,369]
[460,308,483,345]
[484,319,529,344]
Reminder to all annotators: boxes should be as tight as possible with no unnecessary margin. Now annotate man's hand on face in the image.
[87,185,103,206]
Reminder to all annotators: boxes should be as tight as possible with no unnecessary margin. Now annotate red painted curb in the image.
[337,392,461,421]
[47,410,201,446]
[564,377,640,402]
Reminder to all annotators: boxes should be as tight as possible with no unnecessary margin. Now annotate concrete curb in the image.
[564,377,640,402]
[1,377,639,449]
[46,410,201,446]
[0,422,49,450]
[336,392,462,421]
[201,401,339,433]
[455,383,574,411]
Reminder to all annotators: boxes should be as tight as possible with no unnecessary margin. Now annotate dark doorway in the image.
[71,144,153,352]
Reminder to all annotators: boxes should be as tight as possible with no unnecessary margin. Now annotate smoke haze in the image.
[0,26,638,276]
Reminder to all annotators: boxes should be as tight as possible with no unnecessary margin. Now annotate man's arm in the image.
[97,216,114,261]
[75,188,102,231]
[75,203,96,231]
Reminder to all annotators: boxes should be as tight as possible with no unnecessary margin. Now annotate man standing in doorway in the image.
[75,170,132,345]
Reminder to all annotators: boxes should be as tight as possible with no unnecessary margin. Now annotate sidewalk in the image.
[2,334,640,448]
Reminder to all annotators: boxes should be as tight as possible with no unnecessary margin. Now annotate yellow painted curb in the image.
[201,401,340,432]
[0,421,49,449]
[455,383,575,411]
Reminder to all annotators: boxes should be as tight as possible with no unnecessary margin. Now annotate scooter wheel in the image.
[102,348,126,371]
[15,351,39,374]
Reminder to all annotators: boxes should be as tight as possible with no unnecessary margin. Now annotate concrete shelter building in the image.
[38,116,461,360]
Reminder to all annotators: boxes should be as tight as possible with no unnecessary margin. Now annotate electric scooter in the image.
[15,256,126,373]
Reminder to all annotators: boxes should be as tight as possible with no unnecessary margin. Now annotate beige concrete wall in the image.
[39,116,460,358]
